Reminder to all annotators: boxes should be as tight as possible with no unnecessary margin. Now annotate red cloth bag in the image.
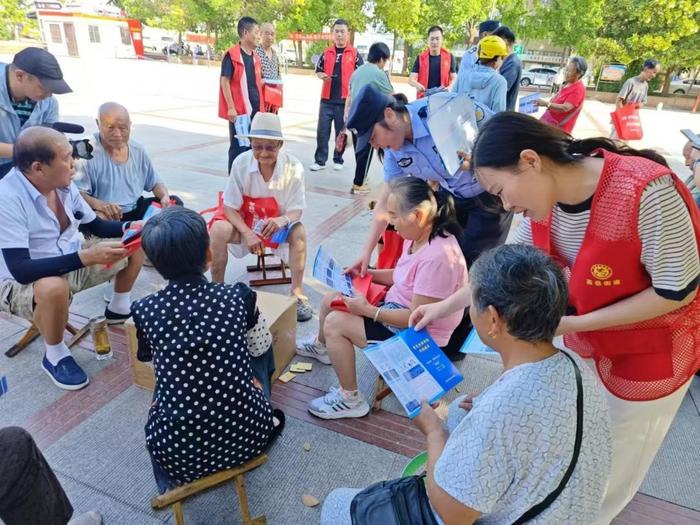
[611,104,643,140]
[263,83,283,113]
[330,274,387,313]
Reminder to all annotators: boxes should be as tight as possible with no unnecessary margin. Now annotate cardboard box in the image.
[125,291,297,391]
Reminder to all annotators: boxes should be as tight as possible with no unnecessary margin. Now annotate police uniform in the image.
[382,94,513,267]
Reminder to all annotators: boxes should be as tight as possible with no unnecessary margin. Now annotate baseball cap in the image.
[346,85,394,153]
[12,47,72,94]
[478,20,500,35]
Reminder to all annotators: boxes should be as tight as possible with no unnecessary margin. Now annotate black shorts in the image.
[363,317,395,343]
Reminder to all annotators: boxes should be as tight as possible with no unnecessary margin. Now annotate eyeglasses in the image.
[251,143,280,152]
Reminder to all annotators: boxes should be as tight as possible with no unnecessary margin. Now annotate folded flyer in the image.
[364,328,463,418]
[518,93,541,114]
[312,246,354,296]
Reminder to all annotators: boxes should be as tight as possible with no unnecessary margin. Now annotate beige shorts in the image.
[0,238,128,322]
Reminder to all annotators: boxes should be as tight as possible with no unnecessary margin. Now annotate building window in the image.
[49,23,62,43]
[119,26,131,45]
[88,25,101,43]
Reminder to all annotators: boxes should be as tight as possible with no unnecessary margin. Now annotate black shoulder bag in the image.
[350,351,584,525]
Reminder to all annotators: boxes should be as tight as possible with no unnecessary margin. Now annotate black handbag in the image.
[350,474,438,525]
[350,351,583,525]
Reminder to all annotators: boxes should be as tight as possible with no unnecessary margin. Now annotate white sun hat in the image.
[234,112,287,141]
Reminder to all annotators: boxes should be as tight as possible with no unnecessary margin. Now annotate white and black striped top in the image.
[513,176,700,300]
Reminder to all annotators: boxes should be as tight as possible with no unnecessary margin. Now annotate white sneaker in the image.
[310,163,325,171]
[308,386,370,419]
[296,337,331,365]
[333,163,343,171]
[103,281,113,303]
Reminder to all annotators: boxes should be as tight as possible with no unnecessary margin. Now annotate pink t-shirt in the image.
[385,234,468,346]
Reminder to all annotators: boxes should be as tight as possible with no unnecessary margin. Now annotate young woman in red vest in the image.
[408,25,456,98]
[219,17,264,172]
[411,113,700,524]
[310,19,362,172]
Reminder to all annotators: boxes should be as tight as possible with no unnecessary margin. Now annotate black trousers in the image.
[227,110,258,173]
[314,100,345,165]
[121,195,184,222]
[447,190,514,268]
[0,162,12,180]
[0,427,73,525]
[352,134,374,186]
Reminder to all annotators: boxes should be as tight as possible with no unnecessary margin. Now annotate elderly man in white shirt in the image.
[0,127,143,390]
[209,112,312,321]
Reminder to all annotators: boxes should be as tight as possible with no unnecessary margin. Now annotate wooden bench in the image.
[151,454,268,525]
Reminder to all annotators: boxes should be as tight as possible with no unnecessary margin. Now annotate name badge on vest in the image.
[397,157,413,168]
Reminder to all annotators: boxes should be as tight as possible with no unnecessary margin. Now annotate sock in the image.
[340,388,359,401]
[45,342,71,365]
[109,291,131,315]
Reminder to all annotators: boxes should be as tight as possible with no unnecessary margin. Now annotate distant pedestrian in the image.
[460,20,500,74]
[219,17,263,172]
[345,42,393,194]
[537,56,588,134]
[454,35,508,113]
[492,25,521,111]
[408,26,456,99]
[617,59,660,110]
[310,19,363,172]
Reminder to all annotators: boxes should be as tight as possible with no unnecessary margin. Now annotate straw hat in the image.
[235,112,286,141]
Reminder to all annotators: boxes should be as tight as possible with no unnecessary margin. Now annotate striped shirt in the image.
[513,176,700,300]
[11,99,35,126]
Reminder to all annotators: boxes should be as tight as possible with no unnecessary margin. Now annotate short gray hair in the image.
[569,56,587,78]
[469,244,568,342]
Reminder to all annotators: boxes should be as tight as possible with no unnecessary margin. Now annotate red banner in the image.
[289,32,333,41]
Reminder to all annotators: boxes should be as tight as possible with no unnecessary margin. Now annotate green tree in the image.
[0,0,29,40]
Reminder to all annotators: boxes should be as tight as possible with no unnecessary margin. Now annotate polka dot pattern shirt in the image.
[132,275,274,484]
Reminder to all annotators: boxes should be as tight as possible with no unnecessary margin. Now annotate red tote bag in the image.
[611,104,643,140]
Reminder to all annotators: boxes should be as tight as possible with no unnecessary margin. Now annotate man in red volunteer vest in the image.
[310,19,363,172]
[219,17,264,172]
[408,25,456,99]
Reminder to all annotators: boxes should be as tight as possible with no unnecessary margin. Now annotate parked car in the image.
[670,78,700,96]
[520,67,558,87]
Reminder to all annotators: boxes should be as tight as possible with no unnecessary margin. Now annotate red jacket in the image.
[320,46,357,100]
[218,44,264,119]
[416,48,452,99]
[532,151,700,400]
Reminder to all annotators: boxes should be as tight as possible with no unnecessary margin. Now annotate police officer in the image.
[0,47,72,179]
[345,84,513,273]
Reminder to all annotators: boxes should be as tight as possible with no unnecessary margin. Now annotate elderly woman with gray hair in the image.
[322,244,612,525]
[536,56,588,134]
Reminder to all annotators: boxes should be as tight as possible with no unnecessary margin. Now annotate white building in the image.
[33,1,143,59]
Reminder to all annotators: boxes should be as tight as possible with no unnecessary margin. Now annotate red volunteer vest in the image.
[532,150,700,401]
[218,44,264,119]
[416,48,452,99]
[320,46,357,100]
[241,195,281,249]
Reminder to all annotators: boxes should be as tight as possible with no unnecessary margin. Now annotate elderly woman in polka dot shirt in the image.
[132,207,284,494]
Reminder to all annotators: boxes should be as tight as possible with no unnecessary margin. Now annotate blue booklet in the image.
[364,328,464,418]
[459,328,498,355]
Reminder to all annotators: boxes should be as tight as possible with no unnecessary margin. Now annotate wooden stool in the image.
[246,251,292,287]
[5,321,91,358]
[150,454,268,525]
[373,375,392,411]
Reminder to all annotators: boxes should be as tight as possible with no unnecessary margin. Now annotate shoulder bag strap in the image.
[512,351,583,524]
